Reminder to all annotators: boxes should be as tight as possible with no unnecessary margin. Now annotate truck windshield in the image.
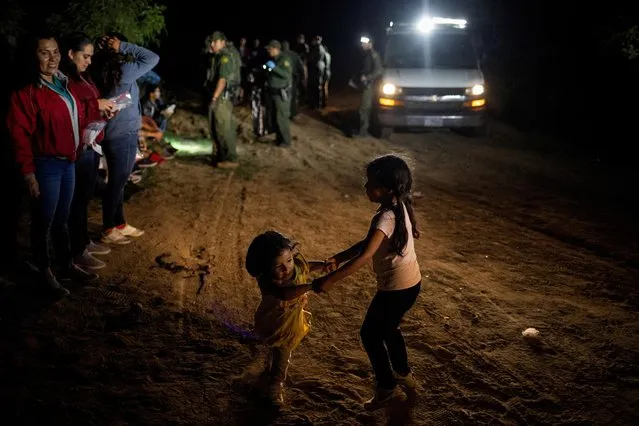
[385,32,477,69]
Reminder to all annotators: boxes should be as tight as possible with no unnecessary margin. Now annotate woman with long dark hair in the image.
[7,33,104,296]
[61,32,115,270]
[92,33,159,245]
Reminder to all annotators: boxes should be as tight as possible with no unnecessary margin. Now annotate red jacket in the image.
[68,74,105,145]
[7,72,100,175]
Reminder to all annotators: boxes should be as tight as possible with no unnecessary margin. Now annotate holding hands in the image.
[312,257,341,294]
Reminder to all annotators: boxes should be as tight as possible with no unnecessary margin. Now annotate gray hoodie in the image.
[104,42,160,141]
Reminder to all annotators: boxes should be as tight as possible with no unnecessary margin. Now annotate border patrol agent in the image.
[209,31,241,168]
[358,36,383,137]
[265,40,293,147]
[282,41,305,119]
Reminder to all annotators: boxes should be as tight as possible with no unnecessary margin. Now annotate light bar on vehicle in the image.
[417,16,467,32]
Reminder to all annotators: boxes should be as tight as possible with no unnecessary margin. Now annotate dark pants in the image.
[321,78,329,108]
[290,77,300,118]
[359,85,375,135]
[360,283,421,389]
[267,346,292,384]
[156,116,168,132]
[271,93,291,146]
[102,135,137,230]
[69,148,99,256]
[31,157,75,271]
[307,74,320,108]
[209,98,237,162]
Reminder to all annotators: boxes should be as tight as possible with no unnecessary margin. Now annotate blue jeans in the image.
[32,157,75,271]
[69,148,99,256]
[102,134,137,230]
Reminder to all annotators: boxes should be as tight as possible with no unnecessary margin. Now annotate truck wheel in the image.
[380,127,393,140]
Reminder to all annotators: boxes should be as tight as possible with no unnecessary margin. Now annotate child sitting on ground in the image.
[245,231,327,406]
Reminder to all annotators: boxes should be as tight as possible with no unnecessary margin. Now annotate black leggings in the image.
[360,283,421,389]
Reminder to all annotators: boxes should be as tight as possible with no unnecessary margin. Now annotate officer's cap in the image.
[266,40,281,49]
[211,31,226,41]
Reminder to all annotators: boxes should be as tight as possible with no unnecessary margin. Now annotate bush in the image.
[47,0,166,45]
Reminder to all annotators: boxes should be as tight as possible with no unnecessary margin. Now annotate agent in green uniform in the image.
[226,40,243,104]
[265,40,293,147]
[358,36,383,138]
[209,31,240,168]
[282,41,305,119]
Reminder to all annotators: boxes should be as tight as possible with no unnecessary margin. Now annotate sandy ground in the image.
[1,94,638,425]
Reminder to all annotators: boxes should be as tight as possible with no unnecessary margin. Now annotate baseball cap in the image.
[266,40,281,49]
[211,31,226,41]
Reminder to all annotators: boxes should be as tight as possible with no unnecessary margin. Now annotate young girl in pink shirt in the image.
[313,155,422,410]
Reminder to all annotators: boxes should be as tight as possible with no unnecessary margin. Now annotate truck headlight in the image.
[470,84,484,96]
[382,83,398,95]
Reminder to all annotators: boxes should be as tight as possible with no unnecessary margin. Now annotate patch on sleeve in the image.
[283,60,290,68]
[221,56,229,64]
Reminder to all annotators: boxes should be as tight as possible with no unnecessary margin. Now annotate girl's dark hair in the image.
[60,32,93,80]
[367,155,420,256]
[144,83,160,100]
[91,32,128,95]
[246,231,296,278]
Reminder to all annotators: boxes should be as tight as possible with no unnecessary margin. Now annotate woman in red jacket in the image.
[7,33,111,296]
[62,32,115,271]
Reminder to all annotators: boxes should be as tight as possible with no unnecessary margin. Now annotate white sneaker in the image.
[73,249,106,270]
[101,228,132,245]
[87,240,111,255]
[117,224,145,238]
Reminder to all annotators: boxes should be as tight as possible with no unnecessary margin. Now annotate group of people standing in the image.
[6,31,159,296]
[203,33,332,167]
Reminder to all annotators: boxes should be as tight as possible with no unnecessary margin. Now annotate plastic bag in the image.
[110,92,133,112]
[82,121,106,155]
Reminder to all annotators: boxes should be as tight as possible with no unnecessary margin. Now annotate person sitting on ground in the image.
[245,231,328,407]
[138,115,176,160]
[142,84,175,131]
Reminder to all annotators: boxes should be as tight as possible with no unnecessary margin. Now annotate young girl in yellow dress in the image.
[246,231,327,406]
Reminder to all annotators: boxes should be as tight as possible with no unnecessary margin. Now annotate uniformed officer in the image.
[264,40,293,147]
[294,34,310,104]
[226,40,243,104]
[282,41,305,119]
[357,36,383,138]
[307,35,330,109]
[209,31,241,168]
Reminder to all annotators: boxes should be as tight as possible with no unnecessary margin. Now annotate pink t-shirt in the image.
[371,203,422,291]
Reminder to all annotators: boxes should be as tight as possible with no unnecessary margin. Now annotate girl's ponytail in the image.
[368,155,419,256]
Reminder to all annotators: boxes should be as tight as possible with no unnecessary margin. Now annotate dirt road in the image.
[1,97,638,425]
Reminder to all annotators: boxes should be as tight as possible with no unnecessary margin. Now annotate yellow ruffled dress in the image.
[254,253,312,350]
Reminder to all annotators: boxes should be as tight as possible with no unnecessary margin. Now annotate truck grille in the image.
[402,102,466,114]
[400,87,466,97]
